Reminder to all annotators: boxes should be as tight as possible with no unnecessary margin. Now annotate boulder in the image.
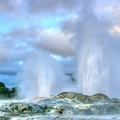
[0,102,43,114]
[90,104,120,115]
[112,98,120,103]
[54,105,80,115]
[55,92,88,103]
[88,93,112,103]
[0,117,10,120]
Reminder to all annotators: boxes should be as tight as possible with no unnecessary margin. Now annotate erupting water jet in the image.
[17,52,66,98]
[76,0,120,98]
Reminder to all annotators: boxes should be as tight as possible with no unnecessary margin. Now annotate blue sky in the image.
[0,12,74,34]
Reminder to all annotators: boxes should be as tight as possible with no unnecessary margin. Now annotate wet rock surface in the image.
[0,102,43,114]
[0,92,120,119]
[55,92,112,103]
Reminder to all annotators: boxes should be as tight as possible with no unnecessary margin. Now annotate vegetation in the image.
[0,82,17,99]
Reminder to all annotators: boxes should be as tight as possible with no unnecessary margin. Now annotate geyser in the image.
[17,52,66,98]
[76,0,120,98]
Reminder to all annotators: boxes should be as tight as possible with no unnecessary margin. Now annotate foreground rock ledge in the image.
[0,92,120,119]
[55,92,120,103]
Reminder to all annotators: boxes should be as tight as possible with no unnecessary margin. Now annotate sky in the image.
[0,0,120,73]
[1,0,120,97]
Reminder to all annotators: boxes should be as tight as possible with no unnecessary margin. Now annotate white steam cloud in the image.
[17,51,68,98]
[76,0,120,98]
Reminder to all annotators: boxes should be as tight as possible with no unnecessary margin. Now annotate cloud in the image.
[110,25,120,35]
[0,39,13,62]
[1,26,75,58]
[0,0,22,12]
[7,26,42,40]
[95,0,120,25]
[30,29,75,57]
[60,15,77,34]
[0,47,8,62]
[25,0,81,14]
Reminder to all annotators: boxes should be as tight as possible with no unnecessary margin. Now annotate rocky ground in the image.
[0,92,120,119]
